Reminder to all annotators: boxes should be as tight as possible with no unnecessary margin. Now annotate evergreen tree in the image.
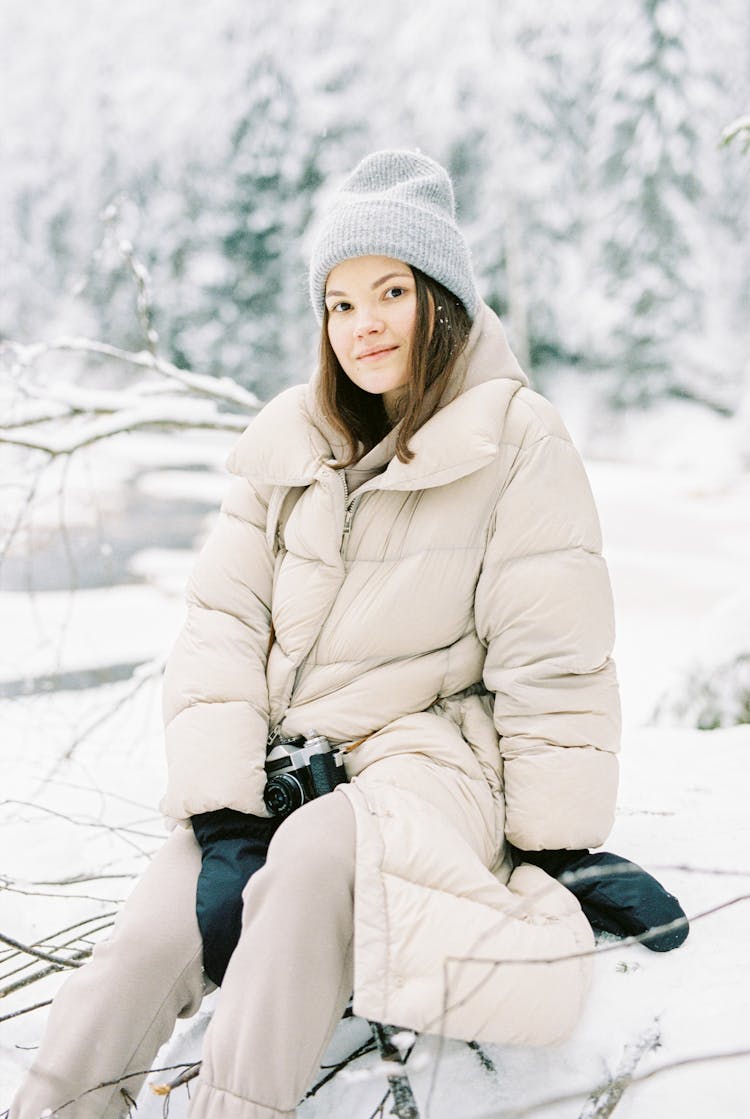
[594,0,704,406]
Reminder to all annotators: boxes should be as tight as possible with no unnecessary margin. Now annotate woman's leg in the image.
[189,791,356,1119]
[11,826,206,1119]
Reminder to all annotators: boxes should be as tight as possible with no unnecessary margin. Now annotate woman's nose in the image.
[354,308,384,337]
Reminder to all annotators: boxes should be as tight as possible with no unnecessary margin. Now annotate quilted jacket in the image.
[161,301,621,1045]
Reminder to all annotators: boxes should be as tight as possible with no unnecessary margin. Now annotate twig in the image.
[307,1038,378,1097]
[483,1046,750,1118]
[366,1089,391,1119]
[0,882,125,904]
[422,892,747,1040]
[578,1019,661,1117]
[0,932,86,969]
[0,406,247,455]
[1,799,165,843]
[50,1064,203,1114]
[0,997,53,1023]
[150,1063,202,1096]
[370,1022,419,1119]
[0,958,92,999]
[49,655,165,770]
[0,921,115,985]
[467,1040,497,1074]
[0,337,260,409]
[28,873,137,886]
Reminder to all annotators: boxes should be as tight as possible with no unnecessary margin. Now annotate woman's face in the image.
[325,255,417,412]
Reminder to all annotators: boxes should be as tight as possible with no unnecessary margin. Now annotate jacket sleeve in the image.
[159,474,275,824]
[474,415,621,851]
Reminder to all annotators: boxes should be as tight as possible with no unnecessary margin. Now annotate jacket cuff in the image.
[191,808,280,847]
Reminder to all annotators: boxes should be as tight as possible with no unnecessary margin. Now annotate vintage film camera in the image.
[263,731,348,818]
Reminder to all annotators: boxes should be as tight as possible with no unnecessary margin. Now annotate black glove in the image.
[517,848,689,952]
[192,808,282,985]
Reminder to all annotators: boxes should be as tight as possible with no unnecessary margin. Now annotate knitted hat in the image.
[308,149,479,322]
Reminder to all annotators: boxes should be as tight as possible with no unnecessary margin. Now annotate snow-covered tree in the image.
[592,0,706,406]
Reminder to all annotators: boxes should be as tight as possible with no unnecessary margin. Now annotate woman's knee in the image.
[96,828,204,978]
[251,792,355,896]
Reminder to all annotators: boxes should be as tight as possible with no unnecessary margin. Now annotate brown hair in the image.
[316,267,473,466]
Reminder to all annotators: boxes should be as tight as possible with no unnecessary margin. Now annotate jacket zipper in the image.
[275,470,367,739]
[340,470,362,545]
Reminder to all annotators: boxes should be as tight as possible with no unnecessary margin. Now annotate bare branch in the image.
[1,800,165,843]
[0,921,115,985]
[578,1020,661,1118]
[46,655,165,772]
[422,890,745,1041]
[0,402,248,455]
[0,998,53,1024]
[0,932,86,969]
[483,1046,750,1119]
[150,1063,202,1096]
[1,336,260,409]
[50,1064,206,1115]
[28,872,137,886]
[0,881,125,904]
[307,1038,378,1098]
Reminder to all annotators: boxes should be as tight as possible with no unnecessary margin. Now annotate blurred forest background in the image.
[2,0,748,409]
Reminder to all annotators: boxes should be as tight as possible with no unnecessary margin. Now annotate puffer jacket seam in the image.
[355,543,486,559]
[219,508,269,528]
[380,870,568,923]
[377,454,499,488]
[185,598,271,626]
[486,543,603,570]
[165,696,269,727]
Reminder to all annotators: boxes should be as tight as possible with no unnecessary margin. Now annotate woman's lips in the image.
[356,346,397,362]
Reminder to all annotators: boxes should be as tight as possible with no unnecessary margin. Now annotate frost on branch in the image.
[0,336,261,457]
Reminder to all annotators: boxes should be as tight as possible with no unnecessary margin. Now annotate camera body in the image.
[264,731,347,818]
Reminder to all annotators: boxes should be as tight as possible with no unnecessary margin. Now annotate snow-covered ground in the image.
[1,403,749,1118]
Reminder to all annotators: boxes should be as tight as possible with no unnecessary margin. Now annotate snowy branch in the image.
[484,1046,750,1119]
[1,337,260,410]
[720,114,750,153]
[578,1020,661,1118]
[0,334,261,458]
[0,933,86,970]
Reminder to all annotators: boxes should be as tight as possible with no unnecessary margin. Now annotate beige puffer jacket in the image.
[161,302,621,1046]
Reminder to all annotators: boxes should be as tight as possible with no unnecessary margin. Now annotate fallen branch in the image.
[47,655,166,772]
[308,1038,378,1098]
[49,1064,203,1114]
[0,932,86,969]
[578,1019,661,1117]
[150,1063,202,1096]
[485,1045,750,1118]
[0,921,115,987]
[0,997,53,1023]
[424,891,748,1039]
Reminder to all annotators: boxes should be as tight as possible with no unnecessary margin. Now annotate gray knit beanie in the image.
[309,149,479,322]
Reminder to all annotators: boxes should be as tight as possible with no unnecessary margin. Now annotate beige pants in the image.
[10,791,355,1119]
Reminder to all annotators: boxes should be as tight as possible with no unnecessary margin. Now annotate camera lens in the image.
[263,773,305,817]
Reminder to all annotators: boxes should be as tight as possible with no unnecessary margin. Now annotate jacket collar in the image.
[226,301,528,492]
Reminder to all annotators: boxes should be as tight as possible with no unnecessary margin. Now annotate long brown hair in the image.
[316,267,472,466]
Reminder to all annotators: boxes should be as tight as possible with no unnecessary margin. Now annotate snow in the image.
[1,414,749,1117]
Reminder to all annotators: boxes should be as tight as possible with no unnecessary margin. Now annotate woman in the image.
[12,150,627,1119]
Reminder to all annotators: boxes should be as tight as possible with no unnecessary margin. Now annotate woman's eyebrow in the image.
[325,272,412,300]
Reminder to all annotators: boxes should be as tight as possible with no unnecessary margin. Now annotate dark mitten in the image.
[192,809,281,985]
[519,848,690,952]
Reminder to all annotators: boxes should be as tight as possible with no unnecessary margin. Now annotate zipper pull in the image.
[343,506,354,537]
[267,723,282,749]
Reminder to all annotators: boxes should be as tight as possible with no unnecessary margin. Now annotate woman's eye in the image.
[329,301,351,313]
[385,287,405,299]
